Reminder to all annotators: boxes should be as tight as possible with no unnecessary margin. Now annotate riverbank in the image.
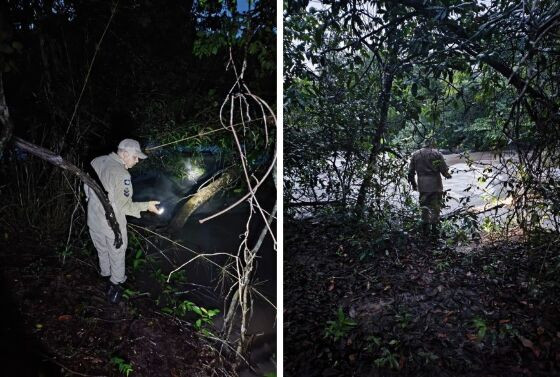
[0,162,277,377]
[284,217,560,376]
[0,238,235,377]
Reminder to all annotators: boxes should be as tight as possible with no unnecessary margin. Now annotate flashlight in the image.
[156,204,165,215]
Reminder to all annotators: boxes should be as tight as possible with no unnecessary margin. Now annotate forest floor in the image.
[0,237,235,377]
[284,217,560,377]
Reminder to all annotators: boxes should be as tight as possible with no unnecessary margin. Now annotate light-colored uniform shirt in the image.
[408,148,450,193]
[85,152,149,237]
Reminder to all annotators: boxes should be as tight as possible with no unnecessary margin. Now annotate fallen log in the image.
[441,203,505,220]
[169,169,236,232]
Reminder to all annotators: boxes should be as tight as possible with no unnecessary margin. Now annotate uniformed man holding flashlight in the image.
[85,139,160,303]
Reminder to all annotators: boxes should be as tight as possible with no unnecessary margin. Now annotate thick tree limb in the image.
[13,137,123,248]
[355,56,396,213]
[168,169,236,232]
[0,71,121,247]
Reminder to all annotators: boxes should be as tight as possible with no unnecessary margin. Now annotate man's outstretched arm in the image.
[407,157,417,191]
[437,154,452,179]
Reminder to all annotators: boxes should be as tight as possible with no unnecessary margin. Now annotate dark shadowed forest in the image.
[0,0,276,376]
[284,0,560,376]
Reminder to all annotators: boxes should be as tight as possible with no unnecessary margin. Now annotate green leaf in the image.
[207,309,220,317]
[0,43,14,54]
[11,41,23,51]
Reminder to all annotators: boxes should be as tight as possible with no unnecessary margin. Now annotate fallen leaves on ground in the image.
[284,218,560,377]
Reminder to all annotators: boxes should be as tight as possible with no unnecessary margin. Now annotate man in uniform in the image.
[85,139,160,303]
[408,139,452,238]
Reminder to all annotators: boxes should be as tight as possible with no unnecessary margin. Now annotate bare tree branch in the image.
[13,137,123,247]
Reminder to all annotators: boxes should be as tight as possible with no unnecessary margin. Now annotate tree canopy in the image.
[1,0,276,159]
[285,0,560,231]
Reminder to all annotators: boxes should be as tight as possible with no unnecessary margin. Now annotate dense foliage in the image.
[0,0,276,239]
[285,0,560,233]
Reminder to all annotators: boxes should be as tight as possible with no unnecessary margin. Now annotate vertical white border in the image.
[276,0,284,375]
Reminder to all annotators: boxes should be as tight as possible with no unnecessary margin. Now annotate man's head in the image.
[117,139,147,169]
[422,138,436,148]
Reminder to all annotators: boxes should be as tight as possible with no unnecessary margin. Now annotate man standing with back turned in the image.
[85,139,160,303]
[408,139,452,238]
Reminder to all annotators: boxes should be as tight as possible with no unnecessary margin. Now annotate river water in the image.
[290,150,534,218]
[291,149,560,231]
[440,151,517,214]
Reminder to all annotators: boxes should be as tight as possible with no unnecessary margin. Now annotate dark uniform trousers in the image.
[419,191,443,224]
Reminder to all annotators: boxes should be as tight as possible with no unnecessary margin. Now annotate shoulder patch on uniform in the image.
[124,188,130,197]
[124,179,131,186]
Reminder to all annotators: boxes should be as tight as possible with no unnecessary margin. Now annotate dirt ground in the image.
[0,241,235,377]
[284,218,560,376]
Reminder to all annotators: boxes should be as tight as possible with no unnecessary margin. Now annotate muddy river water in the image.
[290,149,555,226]
[439,150,517,214]
[292,150,516,211]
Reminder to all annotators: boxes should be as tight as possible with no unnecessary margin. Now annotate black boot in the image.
[421,223,430,237]
[430,223,440,240]
[107,283,123,304]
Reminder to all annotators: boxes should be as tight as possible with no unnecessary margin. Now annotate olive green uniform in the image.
[84,152,150,284]
[408,148,451,225]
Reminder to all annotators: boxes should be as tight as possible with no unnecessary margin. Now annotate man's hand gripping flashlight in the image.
[148,201,163,215]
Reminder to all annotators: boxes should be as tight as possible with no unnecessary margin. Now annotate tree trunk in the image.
[236,201,277,356]
[0,73,14,159]
[169,170,235,232]
[355,65,395,214]
[13,137,123,248]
